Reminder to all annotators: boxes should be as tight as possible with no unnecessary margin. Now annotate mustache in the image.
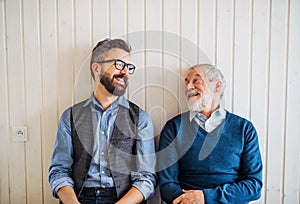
[113,74,128,83]
[186,90,201,97]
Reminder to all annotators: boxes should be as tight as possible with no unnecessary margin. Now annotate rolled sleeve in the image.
[51,177,74,197]
[131,109,157,199]
[131,171,157,200]
[48,108,75,198]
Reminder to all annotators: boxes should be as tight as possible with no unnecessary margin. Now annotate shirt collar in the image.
[83,94,130,110]
[189,106,226,122]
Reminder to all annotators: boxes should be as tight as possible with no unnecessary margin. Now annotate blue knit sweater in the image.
[157,111,263,204]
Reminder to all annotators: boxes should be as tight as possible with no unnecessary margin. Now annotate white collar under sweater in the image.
[189,107,226,133]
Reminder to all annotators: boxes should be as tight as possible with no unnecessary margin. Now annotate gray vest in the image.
[70,99,139,199]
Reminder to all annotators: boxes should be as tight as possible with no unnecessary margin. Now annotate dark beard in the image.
[100,73,128,96]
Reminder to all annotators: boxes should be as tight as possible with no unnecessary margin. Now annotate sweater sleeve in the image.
[202,122,263,204]
[157,121,184,203]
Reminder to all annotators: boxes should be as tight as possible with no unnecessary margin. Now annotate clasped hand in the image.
[172,189,205,204]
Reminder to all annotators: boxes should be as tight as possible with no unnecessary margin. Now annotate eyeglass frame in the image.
[94,59,136,74]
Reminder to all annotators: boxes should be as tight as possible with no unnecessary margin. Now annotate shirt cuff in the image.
[51,177,74,198]
[202,188,218,204]
[132,180,154,200]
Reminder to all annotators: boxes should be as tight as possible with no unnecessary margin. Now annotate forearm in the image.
[202,178,262,204]
[57,186,80,204]
[159,182,183,203]
[116,187,144,204]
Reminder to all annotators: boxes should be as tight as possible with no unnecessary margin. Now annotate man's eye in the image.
[194,78,203,84]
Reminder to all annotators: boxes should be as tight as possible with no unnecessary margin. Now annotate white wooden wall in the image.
[0,0,299,203]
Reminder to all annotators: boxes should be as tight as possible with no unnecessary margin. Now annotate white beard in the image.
[187,97,204,112]
[186,92,211,112]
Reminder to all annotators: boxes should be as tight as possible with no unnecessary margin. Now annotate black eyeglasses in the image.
[95,59,136,74]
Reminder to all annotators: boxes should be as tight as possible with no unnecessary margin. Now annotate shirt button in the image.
[101,152,104,155]
[102,170,105,174]
[101,131,105,135]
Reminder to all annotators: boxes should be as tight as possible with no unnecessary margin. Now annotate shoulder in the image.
[60,107,72,124]
[226,110,254,126]
[128,101,147,118]
[72,98,91,110]
[164,111,189,127]
[60,98,90,124]
[160,111,190,135]
[128,101,153,128]
[225,110,258,138]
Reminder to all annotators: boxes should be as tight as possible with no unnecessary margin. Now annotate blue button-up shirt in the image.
[49,95,157,200]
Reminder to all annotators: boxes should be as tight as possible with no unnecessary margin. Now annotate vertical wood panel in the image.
[5,0,27,202]
[199,0,216,64]
[57,0,75,115]
[110,0,127,38]
[251,0,270,203]
[23,0,43,203]
[0,0,10,203]
[92,0,110,43]
[266,0,289,203]
[180,0,198,67]
[215,0,234,110]
[232,0,252,118]
[40,0,59,203]
[283,0,300,202]
[74,0,92,103]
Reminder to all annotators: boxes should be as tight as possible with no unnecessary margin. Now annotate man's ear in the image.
[215,81,222,92]
[92,63,101,77]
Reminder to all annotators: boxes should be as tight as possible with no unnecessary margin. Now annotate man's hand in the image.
[172,189,205,204]
[57,186,81,204]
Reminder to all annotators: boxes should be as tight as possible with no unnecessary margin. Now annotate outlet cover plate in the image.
[12,126,28,142]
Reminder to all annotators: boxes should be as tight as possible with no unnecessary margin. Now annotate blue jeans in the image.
[60,187,117,204]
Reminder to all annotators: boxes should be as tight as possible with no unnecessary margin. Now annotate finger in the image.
[173,196,182,204]
[173,194,186,204]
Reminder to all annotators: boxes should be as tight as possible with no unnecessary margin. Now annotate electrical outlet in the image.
[12,126,28,142]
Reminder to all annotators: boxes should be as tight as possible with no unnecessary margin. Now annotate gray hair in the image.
[190,64,226,98]
[90,38,132,79]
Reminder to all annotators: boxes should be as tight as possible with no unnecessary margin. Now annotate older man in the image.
[158,64,262,204]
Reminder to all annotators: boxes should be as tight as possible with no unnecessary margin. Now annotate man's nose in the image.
[186,82,195,90]
[120,66,130,75]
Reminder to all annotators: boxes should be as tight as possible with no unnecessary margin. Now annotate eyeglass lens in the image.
[115,60,135,74]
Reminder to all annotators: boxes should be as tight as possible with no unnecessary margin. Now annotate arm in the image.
[123,109,157,202]
[116,187,144,204]
[57,186,80,204]
[48,108,77,200]
[202,122,263,203]
[157,121,183,203]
